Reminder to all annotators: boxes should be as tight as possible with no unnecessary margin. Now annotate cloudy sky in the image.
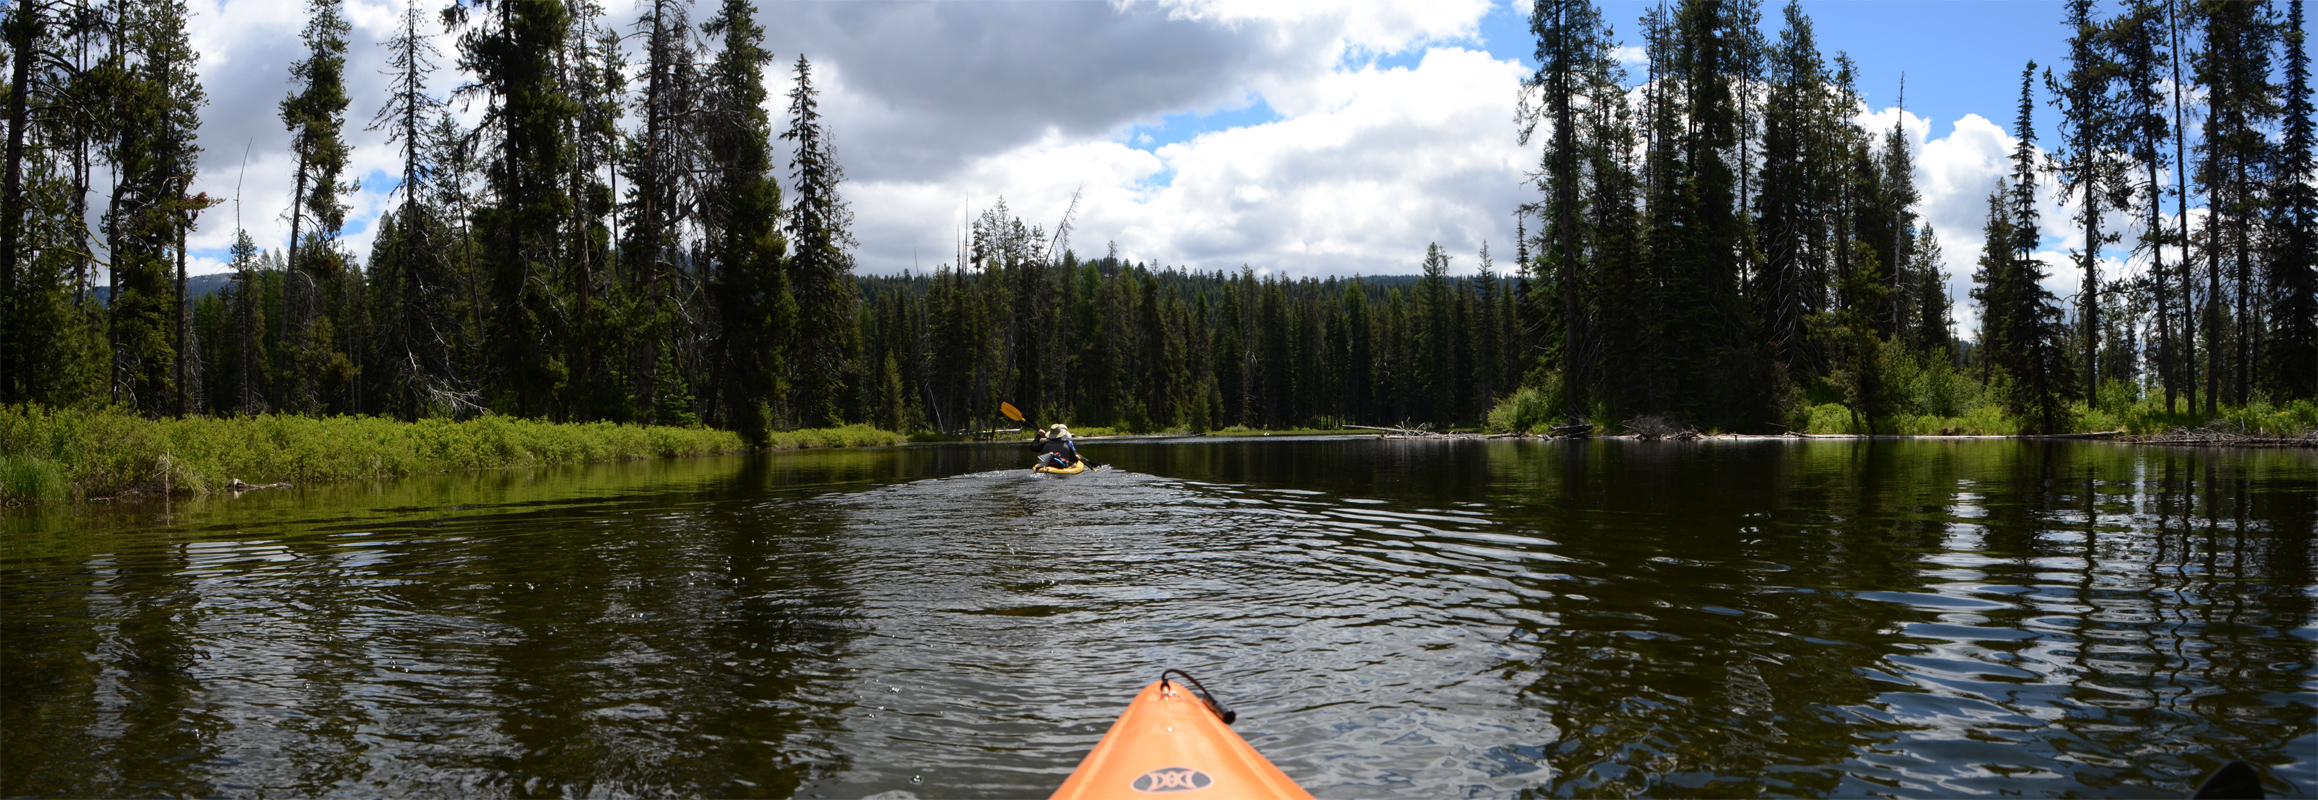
[180,0,2178,335]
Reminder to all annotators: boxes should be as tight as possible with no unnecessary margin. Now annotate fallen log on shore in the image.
[1346,424,1424,435]
[1345,425,1513,440]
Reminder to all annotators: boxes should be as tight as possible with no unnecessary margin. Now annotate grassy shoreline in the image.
[0,405,898,506]
[904,424,1370,443]
[1487,384,2318,439]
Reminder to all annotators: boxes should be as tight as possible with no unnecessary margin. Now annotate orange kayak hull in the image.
[1052,680,1313,800]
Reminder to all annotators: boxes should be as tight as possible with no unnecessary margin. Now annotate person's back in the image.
[1037,424,1080,468]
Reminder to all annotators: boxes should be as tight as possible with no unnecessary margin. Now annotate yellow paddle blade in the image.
[1000,402,1025,422]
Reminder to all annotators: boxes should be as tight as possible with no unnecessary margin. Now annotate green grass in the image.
[2111,396,2318,436]
[1786,397,2315,437]
[1485,386,1562,434]
[1792,403,2021,435]
[1485,366,2314,439]
[0,405,901,505]
[763,424,905,450]
[0,453,69,505]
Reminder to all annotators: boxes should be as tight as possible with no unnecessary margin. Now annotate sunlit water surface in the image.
[3,439,2313,798]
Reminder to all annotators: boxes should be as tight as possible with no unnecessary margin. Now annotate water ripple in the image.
[3,441,2312,798]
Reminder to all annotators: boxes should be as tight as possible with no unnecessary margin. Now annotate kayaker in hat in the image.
[1035,423,1082,470]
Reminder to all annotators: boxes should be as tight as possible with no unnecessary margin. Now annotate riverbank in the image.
[0,405,899,505]
[1786,398,2318,438]
[908,424,1365,443]
[1482,384,2317,442]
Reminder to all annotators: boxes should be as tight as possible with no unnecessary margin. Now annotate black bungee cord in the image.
[1159,668,1237,725]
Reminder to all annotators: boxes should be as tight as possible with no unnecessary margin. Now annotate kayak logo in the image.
[1130,767,1214,793]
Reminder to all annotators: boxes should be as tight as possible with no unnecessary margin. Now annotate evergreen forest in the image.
[0,0,2311,440]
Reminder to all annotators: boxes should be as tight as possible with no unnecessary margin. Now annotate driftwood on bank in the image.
[1347,424,1430,436]
[2124,421,2318,448]
[1347,424,1517,440]
[1622,415,1703,440]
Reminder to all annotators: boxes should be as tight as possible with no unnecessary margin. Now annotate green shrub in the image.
[2079,405,2122,434]
[1802,403,1860,434]
[2219,396,2318,437]
[1954,403,2018,435]
[2095,379,2141,414]
[1885,414,1946,435]
[1486,385,1561,433]
[2282,399,2318,433]
[1881,348,1988,419]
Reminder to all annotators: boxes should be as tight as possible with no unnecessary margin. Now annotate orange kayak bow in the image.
[1052,671,1313,800]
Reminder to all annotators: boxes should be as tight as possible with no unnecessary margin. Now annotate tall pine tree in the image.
[782,55,857,427]
[106,0,206,416]
[2268,0,2315,399]
[1520,0,1610,424]
[2047,0,2119,404]
[2109,0,2182,408]
[701,0,790,439]
[454,0,578,416]
[1976,65,2075,432]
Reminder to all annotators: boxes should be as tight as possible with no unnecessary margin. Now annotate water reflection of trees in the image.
[427,454,872,797]
[3,542,225,796]
[0,449,916,797]
[1478,441,2314,797]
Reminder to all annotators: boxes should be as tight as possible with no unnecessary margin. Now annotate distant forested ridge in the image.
[0,0,2309,438]
[854,228,1526,434]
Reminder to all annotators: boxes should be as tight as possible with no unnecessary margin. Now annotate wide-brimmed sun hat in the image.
[1050,423,1071,439]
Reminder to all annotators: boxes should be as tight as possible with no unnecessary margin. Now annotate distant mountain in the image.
[87,272,237,306]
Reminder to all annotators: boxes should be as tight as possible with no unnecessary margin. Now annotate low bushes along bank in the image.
[0,405,900,505]
[1486,384,2318,438]
[1786,397,2318,437]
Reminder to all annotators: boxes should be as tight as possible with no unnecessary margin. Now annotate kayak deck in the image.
[1033,461,1091,475]
[1052,679,1312,799]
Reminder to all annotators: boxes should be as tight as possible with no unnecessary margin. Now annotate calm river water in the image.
[3,438,2313,798]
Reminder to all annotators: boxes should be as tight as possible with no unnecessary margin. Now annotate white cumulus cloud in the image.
[852,46,1530,278]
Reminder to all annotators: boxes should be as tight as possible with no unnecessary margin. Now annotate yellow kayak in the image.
[1052,674,1312,800]
[1033,460,1091,475]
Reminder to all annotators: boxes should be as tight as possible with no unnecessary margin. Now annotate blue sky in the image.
[1131,1,2077,159]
